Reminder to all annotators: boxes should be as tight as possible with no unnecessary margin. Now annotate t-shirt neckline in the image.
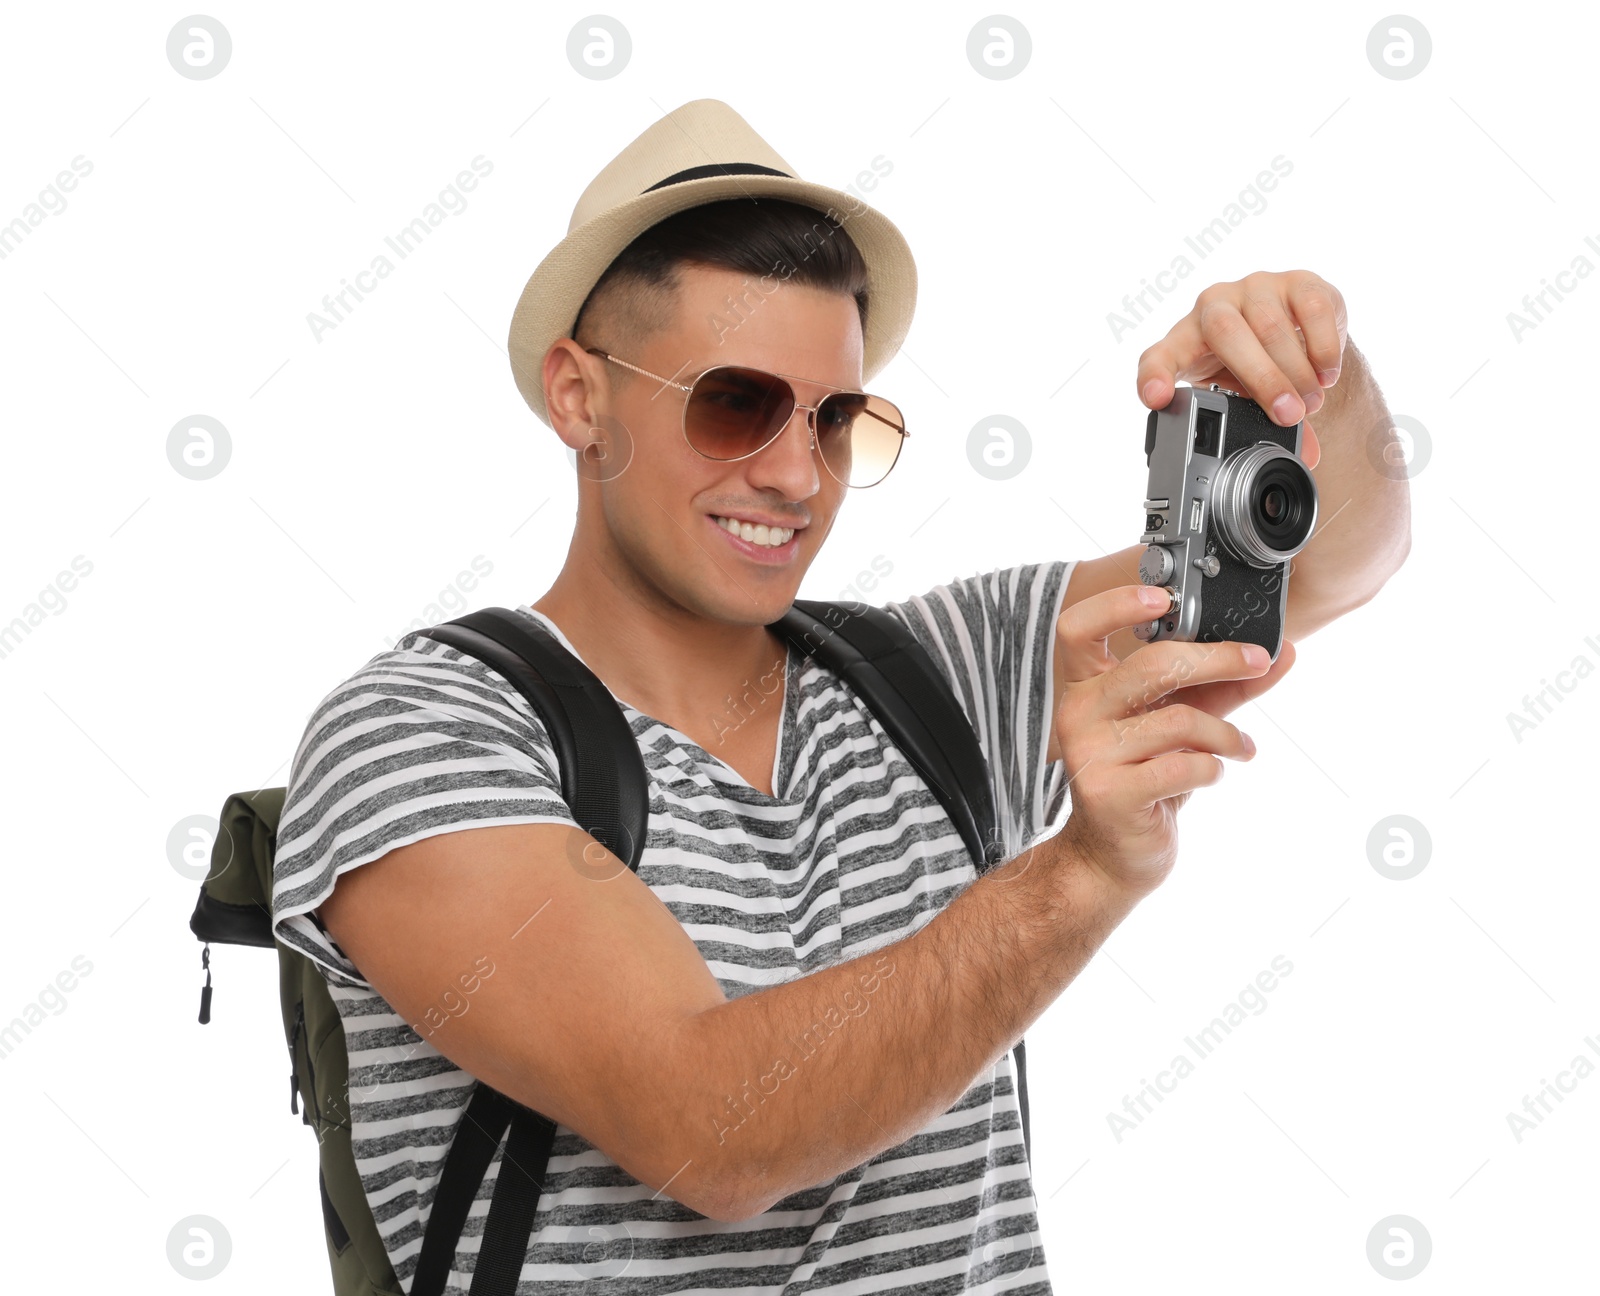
[513,604,798,802]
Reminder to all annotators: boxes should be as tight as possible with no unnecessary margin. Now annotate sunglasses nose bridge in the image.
[762,392,818,454]
[735,395,824,493]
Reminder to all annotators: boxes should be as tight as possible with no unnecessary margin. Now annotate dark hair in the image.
[571,198,870,367]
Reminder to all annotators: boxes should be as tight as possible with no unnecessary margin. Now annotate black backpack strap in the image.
[419,607,650,869]
[406,608,648,1294]
[410,1083,509,1296]
[470,1103,557,1296]
[768,598,1004,873]
[409,1085,557,1296]
[1014,1038,1031,1168]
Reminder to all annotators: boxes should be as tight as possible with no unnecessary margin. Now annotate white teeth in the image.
[713,515,794,547]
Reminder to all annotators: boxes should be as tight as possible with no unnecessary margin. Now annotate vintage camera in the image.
[1133,384,1318,661]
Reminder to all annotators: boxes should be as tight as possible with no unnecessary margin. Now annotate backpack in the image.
[189,598,1034,1296]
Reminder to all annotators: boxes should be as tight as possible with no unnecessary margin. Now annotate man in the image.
[271,100,1409,1292]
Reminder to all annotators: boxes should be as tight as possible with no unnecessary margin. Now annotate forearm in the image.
[1286,337,1412,638]
[671,831,1142,1220]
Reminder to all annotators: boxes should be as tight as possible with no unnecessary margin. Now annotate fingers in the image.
[1135,328,1193,411]
[1134,272,1349,423]
[1285,273,1347,386]
[1134,750,1228,808]
[1192,295,1315,427]
[1094,637,1270,721]
[1144,312,1304,421]
[1073,748,1226,823]
[1157,637,1298,721]
[1236,289,1324,420]
[1107,701,1256,766]
[1055,583,1174,684]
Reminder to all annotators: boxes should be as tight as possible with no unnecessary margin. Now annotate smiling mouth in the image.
[710,514,803,548]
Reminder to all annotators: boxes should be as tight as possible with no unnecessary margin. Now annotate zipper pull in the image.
[288,1001,304,1117]
[197,944,213,1025]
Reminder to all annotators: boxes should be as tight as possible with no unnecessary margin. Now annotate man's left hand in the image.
[1134,269,1349,471]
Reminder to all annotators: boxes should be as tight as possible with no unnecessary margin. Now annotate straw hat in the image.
[506,98,917,426]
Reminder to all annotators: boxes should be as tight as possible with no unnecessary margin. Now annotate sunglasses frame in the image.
[581,346,908,489]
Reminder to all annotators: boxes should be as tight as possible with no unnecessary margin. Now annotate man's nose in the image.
[750,401,821,493]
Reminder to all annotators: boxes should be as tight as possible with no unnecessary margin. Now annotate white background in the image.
[1,2,1592,1290]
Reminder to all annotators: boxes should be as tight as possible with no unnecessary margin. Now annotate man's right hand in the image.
[1050,584,1297,897]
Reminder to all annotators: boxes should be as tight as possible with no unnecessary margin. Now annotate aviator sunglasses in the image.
[583,347,908,489]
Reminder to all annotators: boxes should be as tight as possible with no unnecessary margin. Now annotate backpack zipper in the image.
[288,1000,305,1119]
[288,999,322,1125]
[197,944,212,1025]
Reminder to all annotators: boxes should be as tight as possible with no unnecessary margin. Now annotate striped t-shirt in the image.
[272,559,1075,1294]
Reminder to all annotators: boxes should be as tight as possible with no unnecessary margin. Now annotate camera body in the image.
[1133,384,1319,662]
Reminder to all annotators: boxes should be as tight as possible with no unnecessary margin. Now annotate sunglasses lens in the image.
[685,366,906,487]
[816,392,906,488]
[685,367,795,459]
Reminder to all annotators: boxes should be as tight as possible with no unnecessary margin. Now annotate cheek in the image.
[594,427,701,535]
[587,403,685,490]
[823,478,850,522]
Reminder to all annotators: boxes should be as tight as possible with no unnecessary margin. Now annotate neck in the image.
[531,557,791,741]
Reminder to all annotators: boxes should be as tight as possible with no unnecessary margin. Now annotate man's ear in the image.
[542,339,602,451]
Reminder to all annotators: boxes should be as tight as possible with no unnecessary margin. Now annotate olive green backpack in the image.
[188,601,1026,1295]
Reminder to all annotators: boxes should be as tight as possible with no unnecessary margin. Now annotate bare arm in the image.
[318,818,1134,1224]
[680,829,1138,1218]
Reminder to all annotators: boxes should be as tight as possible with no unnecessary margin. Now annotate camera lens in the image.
[1210,443,1318,566]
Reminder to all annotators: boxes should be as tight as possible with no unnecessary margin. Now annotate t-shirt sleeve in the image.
[270,632,581,989]
[881,559,1076,861]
